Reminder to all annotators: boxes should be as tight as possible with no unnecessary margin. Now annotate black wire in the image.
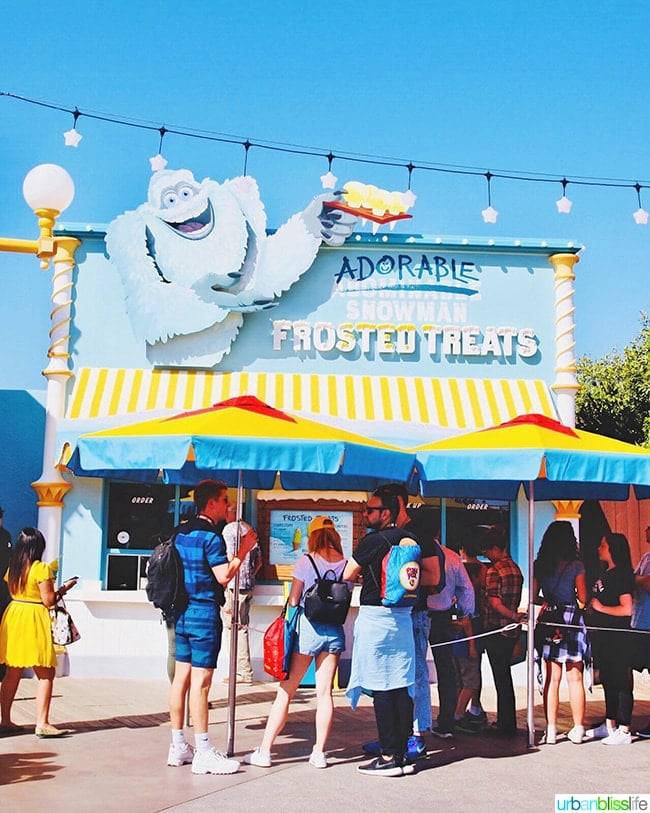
[2,91,648,192]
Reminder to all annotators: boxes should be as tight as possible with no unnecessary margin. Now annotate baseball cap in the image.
[308,515,335,535]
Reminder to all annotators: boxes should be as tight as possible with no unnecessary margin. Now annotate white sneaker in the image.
[586,722,614,740]
[244,747,272,768]
[167,742,195,766]
[567,725,585,744]
[191,748,240,775]
[602,728,632,746]
[309,750,328,769]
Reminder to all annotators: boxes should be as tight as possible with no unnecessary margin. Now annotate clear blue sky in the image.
[1,0,649,389]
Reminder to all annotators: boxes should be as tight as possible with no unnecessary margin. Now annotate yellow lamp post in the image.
[0,164,80,560]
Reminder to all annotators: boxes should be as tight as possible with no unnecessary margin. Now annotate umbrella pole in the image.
[526,480,536,748]
[225,471,244,757]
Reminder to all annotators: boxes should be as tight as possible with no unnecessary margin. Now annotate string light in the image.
[63,108,82,147]
[481,171,498,223]
[242,140,252,176]
[149,126,168,171]
[404,164,417,209]
[320,152,337,190]
[632,183,648,224]
[556,178,573,213]
[4,92,650,224]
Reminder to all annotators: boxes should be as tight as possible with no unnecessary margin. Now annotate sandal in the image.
[35,725,72,738]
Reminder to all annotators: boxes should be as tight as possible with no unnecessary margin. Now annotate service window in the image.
[104,482,193,590]
[444,496,511,552]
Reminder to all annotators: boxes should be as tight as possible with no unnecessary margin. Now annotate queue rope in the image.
[235,620,649,645]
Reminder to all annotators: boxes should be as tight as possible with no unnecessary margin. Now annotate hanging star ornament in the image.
[402,189,417,208]
[633,207,649,224]
[149,153,168,172]
[481,205,498,223]
[320,170,338,190]
[556,195,573,213]
[63,128,83,147]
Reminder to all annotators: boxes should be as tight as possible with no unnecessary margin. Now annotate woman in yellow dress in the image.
[0,527,77,737]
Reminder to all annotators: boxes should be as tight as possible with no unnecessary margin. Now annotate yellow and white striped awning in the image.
[65,367,558,433]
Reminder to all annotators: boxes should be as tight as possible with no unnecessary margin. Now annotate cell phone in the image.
[66,576,80,582]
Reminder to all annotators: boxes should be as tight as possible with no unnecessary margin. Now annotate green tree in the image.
[576,313,650,447]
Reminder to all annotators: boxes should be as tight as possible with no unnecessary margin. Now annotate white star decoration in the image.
[633,207,649,224]
[63,128,82,147]
[320,170,338,190]
[481,205,498,223]
[402,189,417,208]
[149,153,168,172]
[556,195,573,213]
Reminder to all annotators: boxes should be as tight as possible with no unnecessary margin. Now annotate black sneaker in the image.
[636,724,650,739]
[357,756,403,777]
[455,713,486,734]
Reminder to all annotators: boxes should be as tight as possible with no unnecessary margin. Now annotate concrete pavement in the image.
[2,672,650,813]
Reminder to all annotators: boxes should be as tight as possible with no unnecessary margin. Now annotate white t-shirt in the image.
[292,553,347,603]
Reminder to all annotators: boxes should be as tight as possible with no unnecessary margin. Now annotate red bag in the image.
[263,603,297,680]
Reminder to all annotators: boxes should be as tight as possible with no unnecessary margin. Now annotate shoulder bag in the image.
[51,597,81,646]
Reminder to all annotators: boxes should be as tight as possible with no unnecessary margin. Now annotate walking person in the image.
[585,533,635,745]
[481,525,526,738]
[167,479,258,774]
[344,492,417,777]
[0,527,78,736]
[533,520,590,745]
[246,516,346,769]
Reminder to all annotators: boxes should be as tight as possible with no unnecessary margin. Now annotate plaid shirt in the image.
[483,555,523,637]
[175,517,227,605]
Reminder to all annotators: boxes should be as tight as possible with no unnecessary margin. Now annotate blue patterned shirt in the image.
[174,517,228,606]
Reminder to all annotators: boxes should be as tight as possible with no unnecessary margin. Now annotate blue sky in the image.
[1,0,649,389]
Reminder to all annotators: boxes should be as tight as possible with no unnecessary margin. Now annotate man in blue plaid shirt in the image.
[167,480,258,775]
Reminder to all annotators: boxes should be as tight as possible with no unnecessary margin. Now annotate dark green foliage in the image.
[576,313,650,448]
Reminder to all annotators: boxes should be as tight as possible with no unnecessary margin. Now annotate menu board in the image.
[268,509,354,565]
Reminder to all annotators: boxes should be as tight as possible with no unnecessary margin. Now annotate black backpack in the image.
[303,554,352,626]
[146,533,189,621]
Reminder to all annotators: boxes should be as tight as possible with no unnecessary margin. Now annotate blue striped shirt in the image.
[175,518,228,605]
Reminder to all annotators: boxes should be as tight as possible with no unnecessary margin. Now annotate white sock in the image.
[171,729,187,748]
[195,732,211,753]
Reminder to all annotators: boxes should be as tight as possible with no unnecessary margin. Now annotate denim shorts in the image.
[296,609,345,656]
[175,603,222,669]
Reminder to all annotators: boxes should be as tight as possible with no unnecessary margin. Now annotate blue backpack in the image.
[376,531,422,607]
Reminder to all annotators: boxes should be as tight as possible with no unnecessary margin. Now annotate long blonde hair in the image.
[308,526,343,557]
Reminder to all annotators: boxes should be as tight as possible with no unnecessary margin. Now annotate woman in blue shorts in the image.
[246,516,348,769]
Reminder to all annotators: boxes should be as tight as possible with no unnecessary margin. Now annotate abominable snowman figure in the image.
[105,169,356,367]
